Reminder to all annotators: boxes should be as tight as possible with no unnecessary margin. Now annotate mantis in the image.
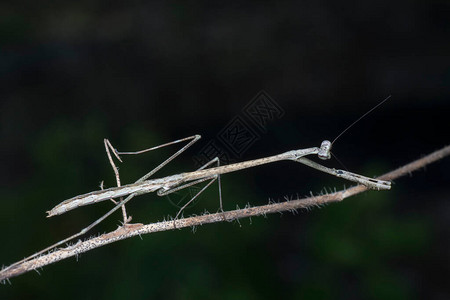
[3,96,392,273]
[47,137,390,219]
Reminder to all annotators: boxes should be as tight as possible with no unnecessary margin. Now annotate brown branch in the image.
[1,145,449,282]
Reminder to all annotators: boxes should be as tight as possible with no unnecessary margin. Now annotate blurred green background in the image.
[1,1,449,299]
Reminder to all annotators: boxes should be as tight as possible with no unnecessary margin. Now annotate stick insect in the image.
[4,96,391,272]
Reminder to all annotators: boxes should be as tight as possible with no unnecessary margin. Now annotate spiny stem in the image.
[1,145,449,282]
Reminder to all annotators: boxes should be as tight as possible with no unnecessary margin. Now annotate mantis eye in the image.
[318,140,332,160]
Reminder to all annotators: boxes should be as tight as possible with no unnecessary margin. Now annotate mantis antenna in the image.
[332,95,392,145]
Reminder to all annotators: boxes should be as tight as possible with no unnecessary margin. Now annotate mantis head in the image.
[318,140,332,160]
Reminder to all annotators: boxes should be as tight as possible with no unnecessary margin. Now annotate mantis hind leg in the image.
[103,135,202,224]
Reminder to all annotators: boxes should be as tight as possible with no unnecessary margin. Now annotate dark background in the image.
[1,1,449,299]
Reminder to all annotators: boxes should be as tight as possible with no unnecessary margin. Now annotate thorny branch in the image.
[1,145,449,282]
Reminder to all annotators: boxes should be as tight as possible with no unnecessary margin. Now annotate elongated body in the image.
[47,142,391,217]
[5,99,394,277]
